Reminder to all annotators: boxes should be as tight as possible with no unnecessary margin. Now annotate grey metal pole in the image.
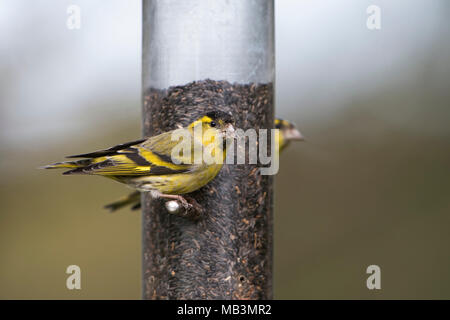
[142,0,274,299]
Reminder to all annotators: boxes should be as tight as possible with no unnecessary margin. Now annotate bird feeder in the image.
[142,0,274,299]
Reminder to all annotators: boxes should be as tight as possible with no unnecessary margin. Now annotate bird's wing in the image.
[63,132,193,176]
[141,129,197,166]
[66,139,147,158]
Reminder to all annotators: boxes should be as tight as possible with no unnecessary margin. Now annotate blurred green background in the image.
[1,0,450,299]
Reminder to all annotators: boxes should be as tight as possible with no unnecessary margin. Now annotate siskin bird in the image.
[43,111,235,209]
[274,118,304,152]
[105,118,304,212]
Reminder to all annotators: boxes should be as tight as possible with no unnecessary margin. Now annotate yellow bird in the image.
[43,111,235,209]
[274,118,304,151]
[104,118,304,212]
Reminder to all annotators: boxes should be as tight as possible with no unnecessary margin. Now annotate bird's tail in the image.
[40,159,92,170]
[104,191,141,212]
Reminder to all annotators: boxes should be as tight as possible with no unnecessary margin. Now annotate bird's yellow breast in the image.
[128,163,223,195]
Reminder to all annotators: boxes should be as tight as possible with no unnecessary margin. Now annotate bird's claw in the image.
[183,196,204,219]
[170,196,203,220]
[178,197,193,210]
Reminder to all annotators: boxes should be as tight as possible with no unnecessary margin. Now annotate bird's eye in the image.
[210,121,216,127]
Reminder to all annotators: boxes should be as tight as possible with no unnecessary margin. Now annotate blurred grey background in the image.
[1,0,449,299]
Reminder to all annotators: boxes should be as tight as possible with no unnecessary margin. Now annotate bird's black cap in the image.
[206,110,234,124]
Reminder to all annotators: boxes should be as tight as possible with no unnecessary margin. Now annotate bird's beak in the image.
[225,123,236,139]
[284,127,304,141]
